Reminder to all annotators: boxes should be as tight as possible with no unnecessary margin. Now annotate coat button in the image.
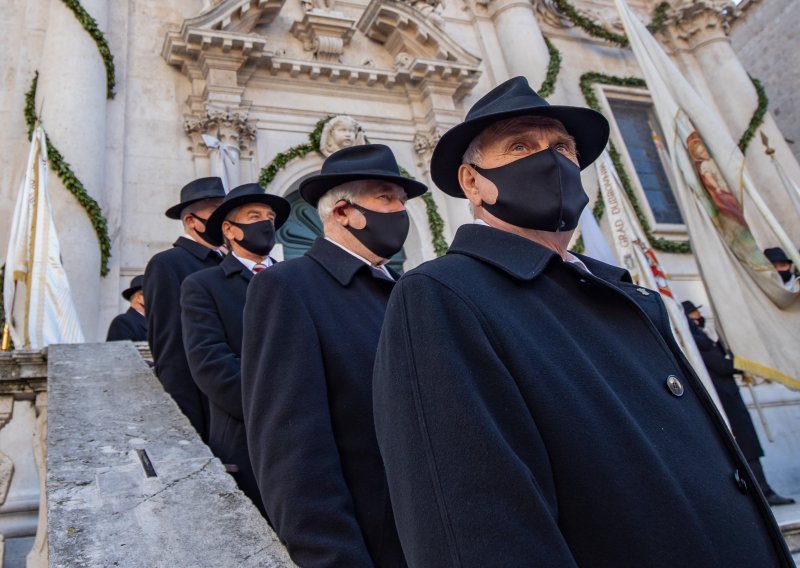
[733,469,748,494]
[636,287,650,296]
[666,375,684,397]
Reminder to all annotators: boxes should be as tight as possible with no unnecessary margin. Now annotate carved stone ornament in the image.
[290,10,357,62]
[184,105,257,156]
[533,0,573,29]
[320,115,368,157]
[668,0,739,47]
[395,0,446,30]
[0,451,13,507]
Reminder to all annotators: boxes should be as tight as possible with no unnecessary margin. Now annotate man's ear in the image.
[331,200,351,227]
[458,164,483,207]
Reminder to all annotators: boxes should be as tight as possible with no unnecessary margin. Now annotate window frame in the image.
[597,84,688,238]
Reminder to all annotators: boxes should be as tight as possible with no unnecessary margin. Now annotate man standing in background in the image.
[106,274,147,342]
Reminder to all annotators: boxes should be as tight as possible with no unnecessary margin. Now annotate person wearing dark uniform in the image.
[683,300,795,506]
[372,77,793,567]
[106,274,147,342]
[144,177,226,442]
[764,246,799,292]
[181,183,290,517]
[241,145,428,567]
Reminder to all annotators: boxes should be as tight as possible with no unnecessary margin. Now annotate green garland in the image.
[579,72,691,254]
[60,0,115,99]
[645,1,671,34]
[738,76,768,153]
[538,38,562,98]
[24,73,112,275]
[552,0,628,47]
[259,116,450,256]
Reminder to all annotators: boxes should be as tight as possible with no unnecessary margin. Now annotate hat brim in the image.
[122,286,142,301]
[205,194,291,246]
[166,196,225,220]
[431,105,610,198]
[299,171,429,207]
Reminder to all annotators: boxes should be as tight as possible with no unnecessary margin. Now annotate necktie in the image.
[253,263,267,273]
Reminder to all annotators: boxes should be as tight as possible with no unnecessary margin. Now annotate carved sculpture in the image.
[320,115,367,156]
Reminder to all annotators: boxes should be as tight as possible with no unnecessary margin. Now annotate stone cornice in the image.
[184,0,287,33]
[162,26,270,71]
[666,0,739,49]
[0,350,47,396]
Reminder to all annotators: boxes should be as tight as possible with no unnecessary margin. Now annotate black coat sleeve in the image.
[181,276,243,420]
[144,254,184,377]
[241,271,373,568]
[106,314,137,342]
[372,274,578,568]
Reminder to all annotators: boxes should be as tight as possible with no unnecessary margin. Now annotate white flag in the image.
[614,0,800,383]
[202,133,240,193]
[594,150,726,415]
[3,126,84,348]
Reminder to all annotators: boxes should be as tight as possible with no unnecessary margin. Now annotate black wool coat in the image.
[241,237,405,568]
[106,308,147,342]
[373,224,791,568]
[144,237,221,440]
[181,253,266,514]
[688,319,764,460]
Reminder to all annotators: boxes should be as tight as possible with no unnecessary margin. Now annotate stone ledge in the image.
[47,342,293,567]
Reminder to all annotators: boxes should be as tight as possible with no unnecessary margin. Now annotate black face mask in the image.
[778,269,793,284]
[695,316,706,329]
[227,219,276,256]
[472,147,589,231]
[191,214,215,244]
[344,202,409,259]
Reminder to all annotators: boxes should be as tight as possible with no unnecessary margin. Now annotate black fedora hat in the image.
[681,300,702,316]
[431,76,610,198]
[299,144,428,207]
[763,247,792,264]
[122,275,144,301]
[165,177,227,219]
[205,183,291,246]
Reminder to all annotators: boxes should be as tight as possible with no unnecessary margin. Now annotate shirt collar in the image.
[305,237,378,286]
[449,224,630,283]
[231,251,272,273]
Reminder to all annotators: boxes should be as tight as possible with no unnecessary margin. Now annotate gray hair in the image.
[316,180,376,221]
[462,115,574,166]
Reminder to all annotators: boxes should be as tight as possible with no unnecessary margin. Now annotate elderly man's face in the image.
[336,181,407,229]
[459,121,578,208]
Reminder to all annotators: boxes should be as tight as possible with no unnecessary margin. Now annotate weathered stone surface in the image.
[47,342,293,568]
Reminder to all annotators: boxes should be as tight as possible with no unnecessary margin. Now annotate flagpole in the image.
[1,324,9,351]
[761,132,800,214]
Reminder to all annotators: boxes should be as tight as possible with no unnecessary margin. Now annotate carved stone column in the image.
[477,0,550,87]
[36,0,108,340]
[666,0,800,240]
[25,391,47,568]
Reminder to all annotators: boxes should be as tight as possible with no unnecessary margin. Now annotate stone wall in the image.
[730,0,800,163]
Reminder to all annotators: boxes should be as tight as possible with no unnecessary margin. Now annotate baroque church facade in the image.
[1,0,800,550]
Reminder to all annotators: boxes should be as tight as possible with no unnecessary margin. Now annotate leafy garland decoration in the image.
[552,0,628,47]
[552,0,671,47]
[579,72,691,254]
[738,76,768,153]
[258,116,450,257]
[25,72,112,275]
[538,38,562,98]
[60,0,116,99]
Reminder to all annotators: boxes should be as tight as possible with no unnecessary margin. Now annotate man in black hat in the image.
[764,247,798,292]
[106,275,147,342]
[181,183,289,516]
[372,76,792,567]
[682,300,795,506]
[241,144,427,567]
[144,177,226,441]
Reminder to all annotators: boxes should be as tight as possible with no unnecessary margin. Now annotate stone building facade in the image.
[0,0,799,554]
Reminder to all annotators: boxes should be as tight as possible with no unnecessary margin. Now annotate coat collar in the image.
[126,307,146,322]
[174,236,221,263]
[306,237,393,287]
[220,253,253,282]
[447,224,631,283]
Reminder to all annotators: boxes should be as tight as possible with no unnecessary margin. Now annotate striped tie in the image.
[253,263,267,273]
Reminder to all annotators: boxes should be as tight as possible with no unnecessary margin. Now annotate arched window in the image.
[276,190,407,273]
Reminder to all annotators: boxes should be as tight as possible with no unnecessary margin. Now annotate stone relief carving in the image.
[290,9,356,62]
[397,0,445,29]
[320,115,367,156]
[668,0,739,45]
[533,0,573,29]
[0,452,13,506]
[184,105,257,157]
